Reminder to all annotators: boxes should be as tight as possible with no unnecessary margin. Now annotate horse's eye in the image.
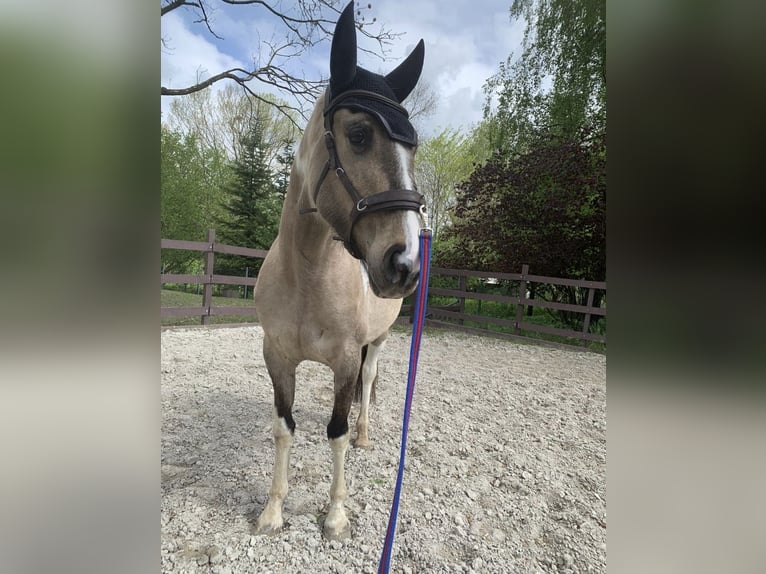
[348,128,367,146]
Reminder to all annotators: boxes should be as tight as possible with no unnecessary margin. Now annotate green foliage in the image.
[166,86,300,164]
[162,89,299,280]
[485,0,605,152]
[442,126,605,281]
[439,125,605,329]
[161,125,231,272]
[416,128,487,239]
[216,119,283,277]
[437,0,608,332]
[274,142,295,201]
[431,233,465,270]
[463,121,497,167]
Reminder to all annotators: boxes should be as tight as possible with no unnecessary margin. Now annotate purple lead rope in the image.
[377,228,432,574]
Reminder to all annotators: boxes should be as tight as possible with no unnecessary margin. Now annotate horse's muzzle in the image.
[377,244,420,298]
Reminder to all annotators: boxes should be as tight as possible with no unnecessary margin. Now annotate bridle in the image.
[305,89,426,260]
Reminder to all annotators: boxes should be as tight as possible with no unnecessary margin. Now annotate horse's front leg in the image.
[256,338,296,535]
[324,358,360,540]
[355,335,387,448]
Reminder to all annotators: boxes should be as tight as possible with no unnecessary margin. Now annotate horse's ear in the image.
[330,2,357,91]
[385,39,425,103]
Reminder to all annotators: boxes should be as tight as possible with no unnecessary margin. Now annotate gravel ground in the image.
[161,325,606,574]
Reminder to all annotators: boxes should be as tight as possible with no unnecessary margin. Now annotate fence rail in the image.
[161,229,266,325]
[161,230,606,350]
[398,263,606,350]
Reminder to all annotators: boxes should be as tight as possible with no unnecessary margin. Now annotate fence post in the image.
[458,275,466,325]
[580,287,595,346]
[514,264,529,335]
[202,228,215,325]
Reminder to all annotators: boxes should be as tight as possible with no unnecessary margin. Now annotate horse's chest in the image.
[257,254,398,363]
[292,295,367,363]
[297,322,341,363]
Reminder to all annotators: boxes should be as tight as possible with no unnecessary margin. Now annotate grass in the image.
[425,295,606,353]
[161,288,260,327]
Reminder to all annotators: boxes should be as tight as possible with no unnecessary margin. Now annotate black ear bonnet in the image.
[326,2,425,147]
[327,68,418,146]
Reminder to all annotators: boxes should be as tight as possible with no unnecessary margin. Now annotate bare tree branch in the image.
[225,0,335,28]
[406,80,439,121]
[191,0,224,40]
[161,0,403,123]
[161,1,201,16]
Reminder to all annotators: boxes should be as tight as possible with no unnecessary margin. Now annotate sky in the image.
[161,0,525,138]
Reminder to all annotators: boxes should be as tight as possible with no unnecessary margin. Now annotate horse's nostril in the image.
[383,245,419,290]
[384,245,406,283]
[390,249,419,286]
[394,253,413,275]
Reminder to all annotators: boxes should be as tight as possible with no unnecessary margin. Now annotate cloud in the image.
[355,0,523,136]
[161,11,249,120]
[161,11,245,92]
[160,1,523,136]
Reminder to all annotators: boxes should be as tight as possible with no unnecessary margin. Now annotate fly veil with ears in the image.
[310,1,426,259]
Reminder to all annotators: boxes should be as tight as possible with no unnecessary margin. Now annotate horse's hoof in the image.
[322,516,351,541]
[353,438,372,449]
[254,510,283,536]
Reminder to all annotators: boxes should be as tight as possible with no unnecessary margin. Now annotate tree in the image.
[484,0,605,152]
[442,126,605,281]
[415,128,485,238]
[441,126,605,327]
[161,0,401,123]
[166,85,299,164]
[161,125,231,272]
[404,79,439,135]
[216,119,282,277]
[274,141,295,201]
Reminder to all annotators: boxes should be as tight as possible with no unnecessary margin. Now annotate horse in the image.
[252,2,426,541]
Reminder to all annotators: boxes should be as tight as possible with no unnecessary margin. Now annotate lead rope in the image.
[377,226,432,574]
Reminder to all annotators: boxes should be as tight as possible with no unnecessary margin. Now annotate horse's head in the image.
[313,2,426,299]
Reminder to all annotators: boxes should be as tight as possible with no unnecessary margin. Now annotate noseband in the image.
[308,90,425,260]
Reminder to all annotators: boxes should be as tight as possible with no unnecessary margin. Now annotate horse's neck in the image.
[280,175,334,260]
[276,90,358,276]
[278,109,338,265]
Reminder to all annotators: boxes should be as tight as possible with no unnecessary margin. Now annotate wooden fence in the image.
[161,229,267,325]
[161,231,606,350]
[398,264,606,350]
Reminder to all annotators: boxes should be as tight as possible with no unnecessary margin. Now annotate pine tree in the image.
[274,141,295,201]
[217,120,281,279]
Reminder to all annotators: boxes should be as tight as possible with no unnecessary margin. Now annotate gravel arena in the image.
[161,325,606,574]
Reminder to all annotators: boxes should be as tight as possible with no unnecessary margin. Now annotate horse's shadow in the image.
[161,386,272,517]
[161,377,339,533]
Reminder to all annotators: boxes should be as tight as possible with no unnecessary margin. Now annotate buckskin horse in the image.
[253,2,426,540]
